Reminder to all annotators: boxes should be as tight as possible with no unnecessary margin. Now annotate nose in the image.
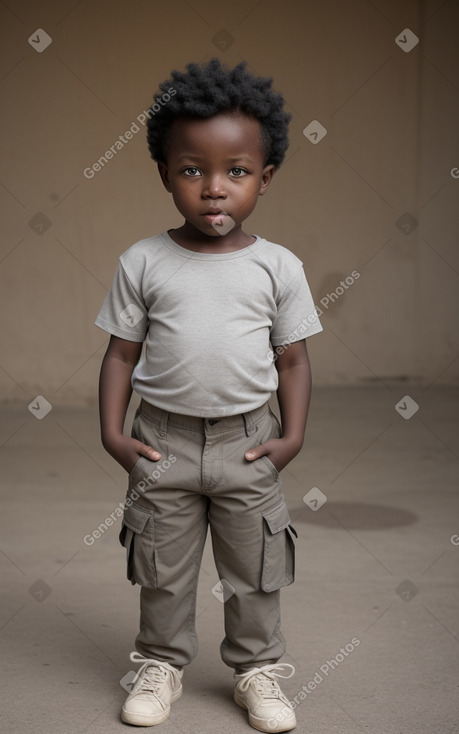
[202,173,227,199]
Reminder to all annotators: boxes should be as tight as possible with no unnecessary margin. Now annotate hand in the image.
[245,437,301,473]
[102,434,162,474]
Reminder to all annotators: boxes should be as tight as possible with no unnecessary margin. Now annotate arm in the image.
[245,339,312,472]
[275,339,312,451]
[98,335,162,472]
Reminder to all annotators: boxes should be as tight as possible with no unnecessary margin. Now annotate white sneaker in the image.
[234,663,296,732]
[121,652,183,726]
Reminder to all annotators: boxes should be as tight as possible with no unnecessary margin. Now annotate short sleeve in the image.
[270,265,323,346]
[94,260,148,342]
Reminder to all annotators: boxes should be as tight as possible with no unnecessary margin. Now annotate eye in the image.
[183,167,201,177]
[230,167,248,177]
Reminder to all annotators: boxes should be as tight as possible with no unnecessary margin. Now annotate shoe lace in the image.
[237,663,295,701]
[129,651,181,695]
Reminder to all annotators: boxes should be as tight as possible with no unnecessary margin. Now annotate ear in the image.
[157,162,172,192]
[259,164,275,196]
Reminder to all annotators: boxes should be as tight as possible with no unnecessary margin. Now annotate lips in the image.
[202,210,227,224]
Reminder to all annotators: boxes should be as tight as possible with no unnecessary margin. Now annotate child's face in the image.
[158,111,274,242]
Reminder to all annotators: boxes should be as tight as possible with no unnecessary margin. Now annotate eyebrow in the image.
[176,155,254,163]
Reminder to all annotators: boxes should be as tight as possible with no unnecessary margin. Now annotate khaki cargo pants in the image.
[119,398,297,673]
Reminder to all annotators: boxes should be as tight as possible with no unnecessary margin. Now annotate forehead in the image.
[166,111,264,160]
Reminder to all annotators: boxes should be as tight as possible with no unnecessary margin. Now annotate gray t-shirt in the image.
[95,231,323,417]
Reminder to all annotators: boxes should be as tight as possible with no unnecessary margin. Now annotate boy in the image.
[95,58,322,732]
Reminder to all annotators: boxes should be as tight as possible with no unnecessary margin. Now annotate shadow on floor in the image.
[291,501,418,530]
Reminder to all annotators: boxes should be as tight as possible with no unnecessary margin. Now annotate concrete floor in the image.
[1,386,458,734]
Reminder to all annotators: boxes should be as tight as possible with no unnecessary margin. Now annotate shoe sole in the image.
[234,692,296,732]
[121,687,182,726]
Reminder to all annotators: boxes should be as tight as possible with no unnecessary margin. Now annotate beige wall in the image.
[1,0,458,405]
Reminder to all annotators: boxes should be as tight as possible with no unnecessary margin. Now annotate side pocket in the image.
[260,454,280,479]
[118,503,157,588]
[268,407,282,439]
[261,501,297,592]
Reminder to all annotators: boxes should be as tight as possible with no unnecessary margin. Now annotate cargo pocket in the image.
[118,503,157,588]
[261,501,297,592]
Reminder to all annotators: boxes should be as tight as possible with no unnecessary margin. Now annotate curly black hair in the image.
[146,58,291,169]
